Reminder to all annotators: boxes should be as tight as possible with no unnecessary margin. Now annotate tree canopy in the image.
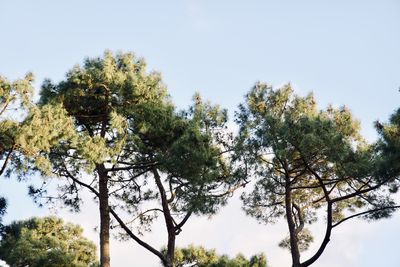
[376,108,400,185]
[110,94,238,267]
[0,73,35,228]
[0,73,35,173]
[236,83,399,267]
[19,51,238,267]
[0,216,98,267]
[27,50,172,267]
[3,51,399,267]
[170,245,267,267]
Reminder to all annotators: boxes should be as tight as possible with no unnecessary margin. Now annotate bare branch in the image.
[175,211,193,235]
[108,207,167,265]
[332,205,400,228]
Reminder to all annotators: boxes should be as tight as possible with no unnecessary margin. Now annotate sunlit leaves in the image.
[170,245,267,267]
[0,216,98,267]
[279,228,314,252]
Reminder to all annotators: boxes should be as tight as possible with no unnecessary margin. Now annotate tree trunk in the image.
[299,165,334,267]
[163,259,173,267]
[285,177,301,267]
[153,168,176,267]
[98,164,110,267]
[165,229,175,267]
[299,202,333,267]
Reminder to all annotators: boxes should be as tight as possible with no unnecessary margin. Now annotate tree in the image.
[236,83,400,267]
[22,50,170,267]
[0,216,98,267]
[0,73,34,228]
[107,94,239,267]
[24,51,238,267]
[0,74,77,236]
[170,245,267,267]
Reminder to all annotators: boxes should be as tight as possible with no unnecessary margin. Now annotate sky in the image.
[1,0,399,266]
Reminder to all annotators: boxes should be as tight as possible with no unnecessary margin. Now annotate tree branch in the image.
[175,211,192,234]
[0,144,15,176]
[108,207,167,265]
[61,165,100,197]
[208,181,249,198]
[332,205,400,228]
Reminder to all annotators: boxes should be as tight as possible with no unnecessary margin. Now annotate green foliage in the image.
[0,73,33,111]
[153,96,234,214]
[236,83,398,262]
[40,50,169,119]
[15,104,77,177]
[169,245,267,267]
[114,93,236,235]
[32,50,236,222]
[0,73,34,169]
[376,108,400,186]
[0,73,35,230]
[34,50,170,173]
[0,216,98,267]
[278,228,314,252]
[18,51,171,211]
[27,51,236,266]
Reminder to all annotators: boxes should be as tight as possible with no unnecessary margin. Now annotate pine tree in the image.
[0,216,98,267]
[23,51,238,267]
[171,245,267,267]
[236,83,400,267]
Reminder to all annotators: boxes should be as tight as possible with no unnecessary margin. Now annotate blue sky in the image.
[1,1,399,266]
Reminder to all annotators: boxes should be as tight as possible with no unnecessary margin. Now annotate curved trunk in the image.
[300,162,334,267]
[300,202,332,267]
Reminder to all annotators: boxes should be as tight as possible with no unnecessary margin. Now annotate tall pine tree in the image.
[22,51,238,267]
[236,83,400,267]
